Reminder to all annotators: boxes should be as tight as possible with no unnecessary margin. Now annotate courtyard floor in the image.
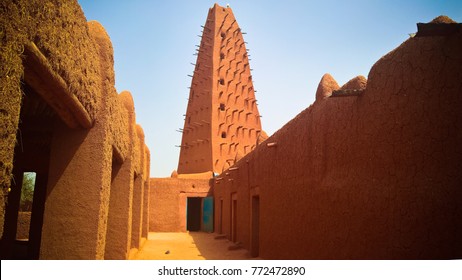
[130,232,258,260]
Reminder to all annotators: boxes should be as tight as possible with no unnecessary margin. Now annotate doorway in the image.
[1,82,55,259]
[201,197,214,232]
[231,193,237,242]
[251,195,260,257]
[218,198,223,234]
[186,196,214,232]
[187,197,202,231]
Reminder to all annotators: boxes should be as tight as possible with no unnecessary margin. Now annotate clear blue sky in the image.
[77,0,461,177]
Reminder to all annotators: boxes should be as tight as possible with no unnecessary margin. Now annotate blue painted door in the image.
[202,197,214,232]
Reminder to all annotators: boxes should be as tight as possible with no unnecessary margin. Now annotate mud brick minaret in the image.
[178,4,265,175]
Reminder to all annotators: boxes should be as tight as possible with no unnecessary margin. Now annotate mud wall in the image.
[214,21,462,259]
[0,0,100,239]
[1,0,100,118]
[1,0,150,259]
[150,178,211,232]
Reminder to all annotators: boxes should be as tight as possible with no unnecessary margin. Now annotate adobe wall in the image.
[214,19,462,259]
[150,177,212,232]
[39,20,149,259]
[0,0,150,259]
[104,89,138,259]
[142,145,151,240]
[0,0,100,239]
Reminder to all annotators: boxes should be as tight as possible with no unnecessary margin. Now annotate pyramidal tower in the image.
[178,4,266,175]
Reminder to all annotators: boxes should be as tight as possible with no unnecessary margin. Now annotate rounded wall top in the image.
[144,144,150,155]
[430,15,456,24]
[119,91,135,113]
[340,75,367,90]
[87,21,111,41]
[315,73,340,101]
[136,124,145,139]
[87,20,115,86]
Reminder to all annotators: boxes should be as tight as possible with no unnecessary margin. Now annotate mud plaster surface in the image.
[213,17,462,259]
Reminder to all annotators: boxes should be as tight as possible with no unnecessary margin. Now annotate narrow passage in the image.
[131,232,258,260]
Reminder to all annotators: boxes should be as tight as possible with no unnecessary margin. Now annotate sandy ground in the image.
[131,232,259,260]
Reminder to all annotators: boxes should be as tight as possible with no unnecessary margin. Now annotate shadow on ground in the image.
[131,232,260,260]
[189,231,258,260]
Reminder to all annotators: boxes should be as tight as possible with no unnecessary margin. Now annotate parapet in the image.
[315,73,340,101]
[119,91,135,114]
[416,15,461,37]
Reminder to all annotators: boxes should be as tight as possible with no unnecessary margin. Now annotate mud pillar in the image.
[131,174,143,249]
[131,126,146,250]
[141,180,149,239]
[104,157,133,259]
[104,92,136,260]
[0,168,23,258]
[141,148,150,239]
[0,45,22,240]
[39,122,112,259]
[179,193,187,232]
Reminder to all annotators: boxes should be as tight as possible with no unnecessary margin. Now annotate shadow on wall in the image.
[44,126,89,198]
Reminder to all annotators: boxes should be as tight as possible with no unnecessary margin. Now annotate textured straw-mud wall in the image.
[0,0,100,238]
[1,0,100,118]
[88,20,129,162]
[0,1,26,238]
[1,1,150,257]
[214,17,462,259]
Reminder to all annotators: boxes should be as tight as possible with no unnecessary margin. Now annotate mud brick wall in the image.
[213,19,462,259]
[150,177,211,232]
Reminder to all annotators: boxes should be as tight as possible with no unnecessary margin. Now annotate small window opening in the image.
[221,132,227,138]
[16,172,36,241]
[221,32,226,39]
[220,53,225,60]
[219,79,225,85]
[219,103,225,111]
